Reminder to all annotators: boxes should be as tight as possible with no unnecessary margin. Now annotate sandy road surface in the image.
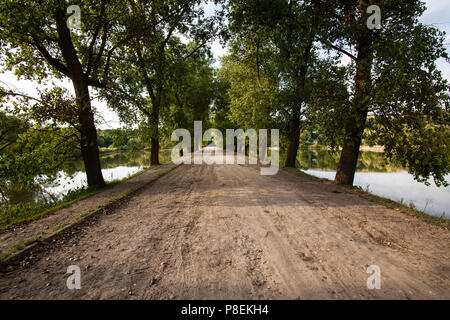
[0,162,449,299]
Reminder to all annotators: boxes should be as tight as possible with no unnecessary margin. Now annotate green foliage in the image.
[0,184,100,230]
[0,124,79,202]
[296,149,403,173]
[308,60,352,149]
[223,0,341,164]
[210,78,237,129]
[0,0,123,83]
[0,0,448,200]
[162,45,217,138]
[218,53,281,131]
[381,123,450,187]
[100,0,224,164]
[0,91,80,202]
[0,0,136,187]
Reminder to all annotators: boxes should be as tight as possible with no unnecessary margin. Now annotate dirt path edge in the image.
[0,164,180,271]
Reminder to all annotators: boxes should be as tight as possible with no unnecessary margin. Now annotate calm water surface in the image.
[297,150,449,218]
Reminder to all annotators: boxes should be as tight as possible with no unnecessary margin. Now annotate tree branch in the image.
[31,36,70,77]
[317,36,357,60]
[86,0,108,78]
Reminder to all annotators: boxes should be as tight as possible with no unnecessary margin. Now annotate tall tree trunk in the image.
[150,98,160,166]
[334,115,366,185]
[151,136,160,165]
[335,29,373,185]
[284,38,314,168]
[55,9,105,187]
[285,113,300,167]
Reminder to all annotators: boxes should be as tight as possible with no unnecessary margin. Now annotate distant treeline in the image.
[97,129,139,151]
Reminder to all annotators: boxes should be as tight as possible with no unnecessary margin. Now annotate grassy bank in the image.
[284,167,449,230]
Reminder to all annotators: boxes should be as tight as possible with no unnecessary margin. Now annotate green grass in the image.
[0,155,172,231]
[284,167,449,230]
[0,186,105,231]
[350,187,449,230]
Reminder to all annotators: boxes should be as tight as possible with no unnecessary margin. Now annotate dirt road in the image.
[0,162,449,299]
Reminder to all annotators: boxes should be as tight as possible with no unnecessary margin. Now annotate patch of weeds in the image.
[0,156,174,231]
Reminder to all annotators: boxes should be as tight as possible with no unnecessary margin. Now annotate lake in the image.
[297,149,449,219]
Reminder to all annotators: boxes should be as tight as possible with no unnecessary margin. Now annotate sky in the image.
[1,0,449,129]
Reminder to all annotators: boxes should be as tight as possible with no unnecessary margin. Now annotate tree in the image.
[165,44,216,149]
[0,0,129,187]
[0,111,29,153]
[319,0,450,186]
[226,0,329,167]
[0,105,79,203]
[102,0,223,165]
[210,78,236,132]
[218,48,283,132]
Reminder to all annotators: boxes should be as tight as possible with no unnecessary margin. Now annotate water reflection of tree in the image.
[297,150,404,172]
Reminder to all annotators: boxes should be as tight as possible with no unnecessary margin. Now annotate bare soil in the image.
[0,162,448,299]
